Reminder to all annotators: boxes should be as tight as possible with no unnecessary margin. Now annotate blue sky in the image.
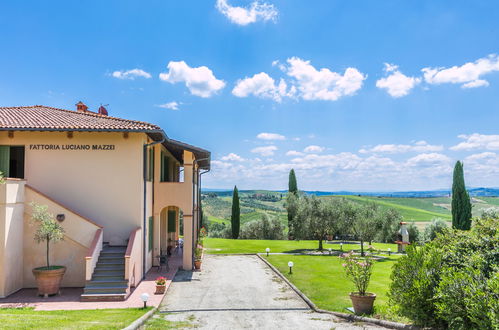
[1,1,499,191]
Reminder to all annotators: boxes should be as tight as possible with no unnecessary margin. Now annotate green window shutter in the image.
[168,210,176,233]
[148,216,154,251]
[0,146,10,177]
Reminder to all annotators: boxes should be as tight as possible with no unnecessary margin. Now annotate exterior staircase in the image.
[81,243,129,302]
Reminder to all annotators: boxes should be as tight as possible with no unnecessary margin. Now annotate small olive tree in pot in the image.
[30,202,66,297]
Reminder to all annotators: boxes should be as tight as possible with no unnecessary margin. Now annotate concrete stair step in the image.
[83,285,127,294]
[94,266,125,273]
[97,260,125,266]
[86,280,128,287]
[93,270,124,276]
[81,293,127,302]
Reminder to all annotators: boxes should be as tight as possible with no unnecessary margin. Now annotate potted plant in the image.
[194,245,203,270]
[30,202,66,297]
[155,276,167,294]
[340,250,376,315]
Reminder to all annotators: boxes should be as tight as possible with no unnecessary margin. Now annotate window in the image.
[0,146,25,179]
[148,216,153,251]
[168,210,176,233]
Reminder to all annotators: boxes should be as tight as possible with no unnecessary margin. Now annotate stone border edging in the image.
[256,254,419,330]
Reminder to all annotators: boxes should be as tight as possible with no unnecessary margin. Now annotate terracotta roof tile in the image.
[0,105,161,131]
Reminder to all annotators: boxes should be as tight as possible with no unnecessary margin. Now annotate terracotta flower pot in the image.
[349,292,376,315]
[32,266,66,297]
[194,260,202,270]
[155,285,166,294]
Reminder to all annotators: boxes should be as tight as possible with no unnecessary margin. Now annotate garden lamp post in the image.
[328,248,332,255]
[387,248,391,256]
[288,261,294,274]
[340,242,343,251]
[141,293,149,308]
[266,248,270,257]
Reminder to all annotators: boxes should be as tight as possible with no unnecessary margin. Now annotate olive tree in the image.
[291,195,341,250]
[342,202,380,256]
[30,202,65,269]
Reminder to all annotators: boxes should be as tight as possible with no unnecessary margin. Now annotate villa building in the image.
[0,103,210,300]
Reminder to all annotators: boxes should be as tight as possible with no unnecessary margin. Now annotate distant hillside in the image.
[202,189,499,229]
[203,187,499,198]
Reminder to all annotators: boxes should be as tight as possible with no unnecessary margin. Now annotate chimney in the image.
[76,101,88,113]
[98,105,108,116]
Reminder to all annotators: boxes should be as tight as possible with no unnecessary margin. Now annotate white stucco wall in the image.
[1,131,146,246]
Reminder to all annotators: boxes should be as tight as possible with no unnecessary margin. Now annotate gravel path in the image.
[158,255,386,329]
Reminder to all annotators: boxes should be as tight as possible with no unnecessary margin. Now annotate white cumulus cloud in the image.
[159,61,225,98]
[422,54,499,89]
[406,153,451,167]
[360,141,443,154]
[284,57,366,101]
[157,101,180,110]
[221,153,245,162]
[232,72,294,102]
[376,63,421,97]
[304,145,325,153]
[216,0,278,26]
[257,132,285,140]
[286,150,304,157]
[112,69,151,80]
[450,133,499,151]
[251,145,277,156]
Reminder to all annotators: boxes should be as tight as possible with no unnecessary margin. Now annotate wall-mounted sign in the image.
[29,144,116,151]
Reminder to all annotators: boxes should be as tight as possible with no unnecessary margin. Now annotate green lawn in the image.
[0,307,150,330]
[204,238,398,254]
[265,254,406,322]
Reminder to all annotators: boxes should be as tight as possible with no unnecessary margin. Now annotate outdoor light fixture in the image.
[266,247,270,257]
[140,293,149,308]
[388,248,391,256]
[288,261,294,274]
[340,242,343,251]
[328,248,332,255]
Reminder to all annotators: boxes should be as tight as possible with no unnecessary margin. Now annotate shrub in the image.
[207,222,232,238]
[407,222,420,243]
[389,215,499,328]
[389,244,444,327]
[240,213,285,240]
[423,218,448,242]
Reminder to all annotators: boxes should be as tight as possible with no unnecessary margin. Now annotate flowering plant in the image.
[340,251,374,296]
[155,276,167,286]
[199,226,207,238]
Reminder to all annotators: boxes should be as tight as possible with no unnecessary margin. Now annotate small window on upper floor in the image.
[0,145,25,179]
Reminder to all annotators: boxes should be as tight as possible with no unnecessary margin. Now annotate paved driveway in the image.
[158,255,385,329]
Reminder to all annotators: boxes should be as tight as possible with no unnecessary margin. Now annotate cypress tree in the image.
[231,186,240,239]
[289,169,298,194]
[451,161,472,230]
[287,169,298,239]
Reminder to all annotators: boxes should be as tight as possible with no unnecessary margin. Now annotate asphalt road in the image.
[158,255,385,329]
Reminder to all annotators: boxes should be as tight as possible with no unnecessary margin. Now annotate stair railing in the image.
[85,229,103,281]
[125,227,142,288]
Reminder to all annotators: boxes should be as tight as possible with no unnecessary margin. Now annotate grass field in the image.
[204,238,398,254]
[328,195,452,221]
[0,307,150,330]
[265,254,406,322]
